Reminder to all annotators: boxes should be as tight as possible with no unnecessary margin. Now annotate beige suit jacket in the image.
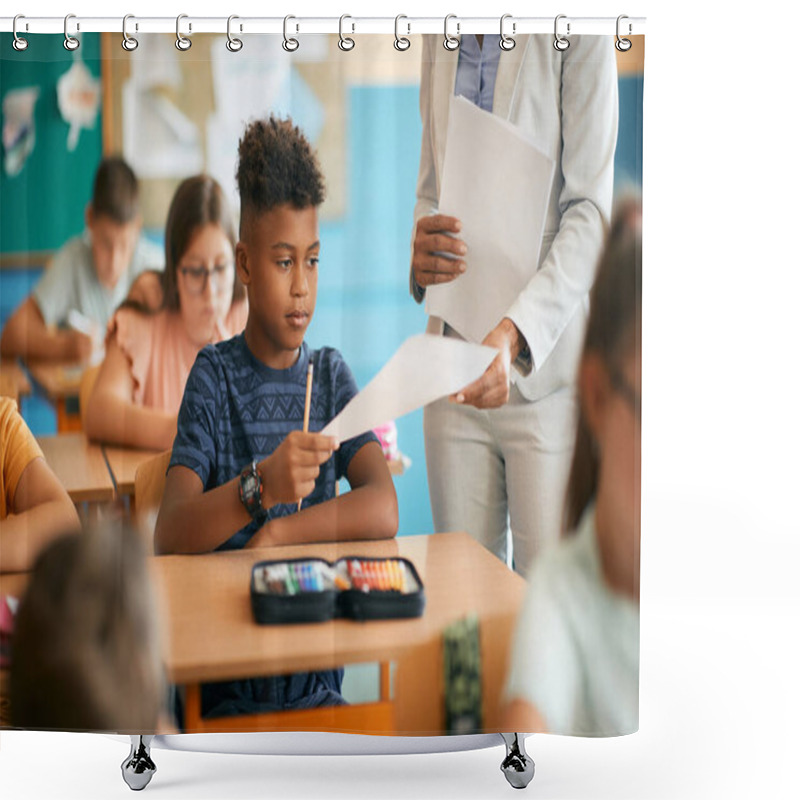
[411,34,618,402]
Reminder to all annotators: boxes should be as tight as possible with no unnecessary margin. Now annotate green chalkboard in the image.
[0,34,102,257]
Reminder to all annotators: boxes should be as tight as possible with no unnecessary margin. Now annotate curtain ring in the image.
[64,14,80,51]
[121,14,138,51]
[12,15,29,52]
[615,14,632,52]
[394,14,411,51]
[175,14,192,51]
[338,14,355,51]
[443,14,460,51]
[499,14,516,51]
[227,15,243,52]
[553,14,570,51]
[283,15,299,52]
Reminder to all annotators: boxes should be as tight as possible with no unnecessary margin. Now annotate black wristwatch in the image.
[239,460,263,520]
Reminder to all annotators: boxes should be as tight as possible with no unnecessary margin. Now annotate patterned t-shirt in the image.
[170,334,377,551]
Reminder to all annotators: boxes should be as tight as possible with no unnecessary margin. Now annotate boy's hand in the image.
[60,329,94,362]
[259,431,339,509]
[412,214,467,289]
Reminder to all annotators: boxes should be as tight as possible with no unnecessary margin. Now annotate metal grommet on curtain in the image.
[64,14,80,51]
[226,15,243,52]
[121,14,138,51]
[283,15,299,52]
[615,15,632,52]
[443,14,460,51]
[12,15,29,52]
[553,14,570,51]
[175,14,192,51]
[394,15,411,51]
[499,14,516,51]
[338,15,355,51]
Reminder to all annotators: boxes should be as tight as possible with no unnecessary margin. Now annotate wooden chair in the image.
[133,449,172,549]
[78,363,101,431]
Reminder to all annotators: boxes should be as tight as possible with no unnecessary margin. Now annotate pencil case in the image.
[250,556,425,624]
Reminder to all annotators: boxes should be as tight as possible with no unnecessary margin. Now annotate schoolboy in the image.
[1,396,80,573]
[155,116,398,719]
[0,157,162,362]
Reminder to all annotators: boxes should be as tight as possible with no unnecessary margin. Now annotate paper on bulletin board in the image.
[425,95,555,345]
[2,87,40,177]
[322,334,498,442]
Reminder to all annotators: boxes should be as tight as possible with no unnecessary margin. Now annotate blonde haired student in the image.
[156,116,397,721]
[0,397,80,573]
[85,175,247,451]
[501,200,642,736]
[0,157,162,363]
[10,523,173,733]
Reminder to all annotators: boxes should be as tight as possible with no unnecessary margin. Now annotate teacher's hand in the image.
[412,214,467,289]
[451,318,522,409]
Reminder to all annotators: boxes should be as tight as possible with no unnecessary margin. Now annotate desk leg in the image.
[121,735,156,791]
[184,683,203,732]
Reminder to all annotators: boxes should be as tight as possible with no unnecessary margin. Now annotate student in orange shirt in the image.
[0,397,80,573]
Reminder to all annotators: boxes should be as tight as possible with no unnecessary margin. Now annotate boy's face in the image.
[86,208,141,290]
[237,204,319,368]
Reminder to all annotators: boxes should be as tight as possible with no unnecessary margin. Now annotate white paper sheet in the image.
[425,95,555,344]
[321,334,498,442]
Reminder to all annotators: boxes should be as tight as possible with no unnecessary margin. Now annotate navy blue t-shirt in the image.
[168,334,377,719]
[170,334,376,550]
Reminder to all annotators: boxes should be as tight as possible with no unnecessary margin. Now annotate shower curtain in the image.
[0,20,644,744]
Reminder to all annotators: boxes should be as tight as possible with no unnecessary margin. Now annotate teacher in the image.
[410,32,618,576]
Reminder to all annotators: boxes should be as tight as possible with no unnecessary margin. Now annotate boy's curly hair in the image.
[236,116,326,223]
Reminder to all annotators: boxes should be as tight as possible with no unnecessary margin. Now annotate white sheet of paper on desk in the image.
[425,95,555,344]
[321,334,498,442]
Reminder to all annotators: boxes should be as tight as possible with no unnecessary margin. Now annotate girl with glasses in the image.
[85,176,247,450]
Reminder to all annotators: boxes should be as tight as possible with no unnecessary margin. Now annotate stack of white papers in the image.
[426,95,555,344]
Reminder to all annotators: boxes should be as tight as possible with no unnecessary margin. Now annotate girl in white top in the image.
[502,200,642,736]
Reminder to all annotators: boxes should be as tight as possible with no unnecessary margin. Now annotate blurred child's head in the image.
[235,116,326,368]
[565,200,642,548]
[86,157,142,290]
[162,175,244,345]
[10,523,164,732]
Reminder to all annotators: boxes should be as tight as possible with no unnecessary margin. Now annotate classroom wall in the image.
[0,58,643,537]
[0,34,103,256]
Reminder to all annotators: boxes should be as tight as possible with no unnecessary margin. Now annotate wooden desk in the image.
[102,445,160,498]
[27,361,85,432]
[37,433,115,504]
[156,533,525,735]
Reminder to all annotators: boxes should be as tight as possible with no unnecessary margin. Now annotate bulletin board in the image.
[100,33,422,230]
[0,34,103,265]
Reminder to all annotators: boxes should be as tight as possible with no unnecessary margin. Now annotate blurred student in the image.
[85,175,248,451]
[10,523,173,733]
[0,157,162,363]
[1,396,80,574]
[501,201,642,736]
[155,116,397,719]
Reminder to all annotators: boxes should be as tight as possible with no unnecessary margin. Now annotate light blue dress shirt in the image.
[454,34,502,112]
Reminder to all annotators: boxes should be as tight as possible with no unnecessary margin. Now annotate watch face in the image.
[242,473,257,495]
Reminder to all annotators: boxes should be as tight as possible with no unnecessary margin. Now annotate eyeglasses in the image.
[608,365,641,422]
[178,263,233,295]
